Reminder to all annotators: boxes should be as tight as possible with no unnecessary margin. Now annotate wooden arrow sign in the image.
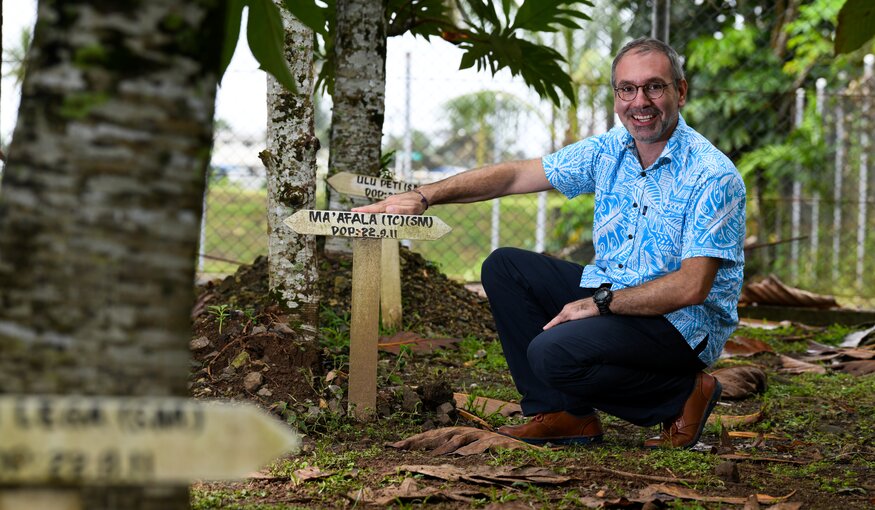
[284,209,451,419]
[284,210,451,241]
[325,173,421,331]
[327,172,417,200]
[0,396,300,484]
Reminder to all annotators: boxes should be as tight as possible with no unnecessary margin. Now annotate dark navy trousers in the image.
[481,247,705,427]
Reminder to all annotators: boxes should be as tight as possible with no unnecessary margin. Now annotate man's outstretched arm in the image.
[543,256,721,330]
[352,158,551,215]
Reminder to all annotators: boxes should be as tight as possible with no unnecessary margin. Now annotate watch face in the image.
[594,288,609,302]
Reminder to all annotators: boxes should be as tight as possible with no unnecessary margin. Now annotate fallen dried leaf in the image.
[397,464,571,486]
[728,431,784,440]
[718,453,806,464]
[456,408,495,431]
[740,274,837,309]
[708,409,764,429]
[389,427,532,456]
[348,478,484,505]
[837,348,875,360]
[834,359,875,376]
[454,393,522,417]
[245,469,285,481]
[577,495,638,508]
[803,347,875,363]
[779,355,827,374]
[639,483,796,505]
[841,323,875,348]
[769,503,803,510]
[724,336,775,357]
[579,466,694,484]
[711,366,767,399]
[378,331,461,354]
[291,466,332,485]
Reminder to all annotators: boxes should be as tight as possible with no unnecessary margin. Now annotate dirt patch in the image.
[189,248,496,411]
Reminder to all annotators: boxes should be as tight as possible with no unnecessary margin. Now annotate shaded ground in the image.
[189,249,874,509]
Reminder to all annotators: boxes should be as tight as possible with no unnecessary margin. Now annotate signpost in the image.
[326,172,418,330]
[285,210,450,419]
[0,395,299,509]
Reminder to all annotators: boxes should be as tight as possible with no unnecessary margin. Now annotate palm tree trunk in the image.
[0,1,225,507]
[325,0,388,255]
[265,2,319,341]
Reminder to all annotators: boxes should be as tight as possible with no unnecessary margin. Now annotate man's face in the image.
[613,50,687,145]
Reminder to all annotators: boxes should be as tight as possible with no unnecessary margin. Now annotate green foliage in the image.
[451,0,592,106]
[685,26,789,159]
[549,193,595,253]
[736,92,829,189]
[2,27,32,85]
[835,0,875,54]
[287,0,592,106]
[220,0,325,92]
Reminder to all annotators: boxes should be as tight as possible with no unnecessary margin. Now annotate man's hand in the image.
[542,257,722,331]
[352,190,428,215]
[543,297,599,330]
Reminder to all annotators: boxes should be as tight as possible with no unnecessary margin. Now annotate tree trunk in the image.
[325,0,388,255]
[0,1,225,507]
[265,2,319,341]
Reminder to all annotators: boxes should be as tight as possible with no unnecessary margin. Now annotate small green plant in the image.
[243,308,258,326]
[383,344,412,386]
[207,304,230,334]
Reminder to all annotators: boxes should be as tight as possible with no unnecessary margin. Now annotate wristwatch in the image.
[592,286,613,316]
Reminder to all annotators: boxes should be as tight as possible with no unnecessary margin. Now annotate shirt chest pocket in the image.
[640,199,685,259]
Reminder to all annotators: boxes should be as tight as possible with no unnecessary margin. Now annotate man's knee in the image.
[481,247,525,287]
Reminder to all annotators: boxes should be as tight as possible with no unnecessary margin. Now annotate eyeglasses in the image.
[613,82,674,101]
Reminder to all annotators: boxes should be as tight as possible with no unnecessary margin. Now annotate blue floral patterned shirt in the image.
[542,115,746,366]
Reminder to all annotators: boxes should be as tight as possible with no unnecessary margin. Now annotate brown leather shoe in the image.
[644,372,722,449]
[497,411,603,446]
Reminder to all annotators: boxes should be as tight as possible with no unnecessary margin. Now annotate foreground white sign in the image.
[0,396,300,484]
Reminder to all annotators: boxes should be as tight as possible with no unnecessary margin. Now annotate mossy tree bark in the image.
[0,1,225,507]
[324,0,388,255]
[265,2,319,341]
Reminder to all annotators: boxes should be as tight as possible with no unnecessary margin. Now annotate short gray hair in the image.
[610,38,684,88]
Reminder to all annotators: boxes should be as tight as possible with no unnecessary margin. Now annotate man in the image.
[354,38,745,449]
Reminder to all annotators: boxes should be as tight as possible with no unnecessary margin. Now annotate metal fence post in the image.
[491,199,501,253]
[833,93,845,283]
[858,54,874,289]
[650,0,671,44]
[791,88,804,284]
[402,52,413,182]
[536,191,547,253]
[810,78,826,279]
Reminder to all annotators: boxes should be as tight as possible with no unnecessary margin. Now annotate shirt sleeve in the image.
[541,136,602,199]
[681,170,746,267]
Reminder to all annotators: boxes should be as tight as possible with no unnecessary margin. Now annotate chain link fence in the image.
[2,1,875,307]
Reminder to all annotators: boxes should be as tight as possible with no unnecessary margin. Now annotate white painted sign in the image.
[327,172,416,200]
[284,210,451,240]
[0,396,300,484]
